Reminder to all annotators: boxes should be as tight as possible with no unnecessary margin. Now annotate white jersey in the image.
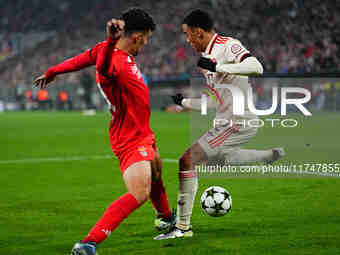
[201,34,258,127]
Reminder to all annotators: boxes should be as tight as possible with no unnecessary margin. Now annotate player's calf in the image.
[176,144,207,230]
[150,152,173,222]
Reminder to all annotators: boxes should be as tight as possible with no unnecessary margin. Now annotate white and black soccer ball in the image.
[200,186,232,217]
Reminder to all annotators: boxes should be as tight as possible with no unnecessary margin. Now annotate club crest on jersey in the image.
[138,146,148,157]
[131,64,143,80]
[231,44,242,54]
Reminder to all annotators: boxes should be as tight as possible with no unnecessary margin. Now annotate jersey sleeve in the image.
[45,37,117,78]
[224,40,250,64]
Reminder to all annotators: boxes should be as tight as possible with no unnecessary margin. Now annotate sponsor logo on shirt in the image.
[138,146,148,157]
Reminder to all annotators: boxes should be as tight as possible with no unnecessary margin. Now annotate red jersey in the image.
[45,38,155,153]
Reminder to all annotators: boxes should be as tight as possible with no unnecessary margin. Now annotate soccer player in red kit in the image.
[34,8,174,255]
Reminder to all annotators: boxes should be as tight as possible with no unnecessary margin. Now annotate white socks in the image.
[175,149,274,230]
[176,170,198,230]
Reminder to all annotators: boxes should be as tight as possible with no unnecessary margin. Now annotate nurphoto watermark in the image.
[200,85,312,128]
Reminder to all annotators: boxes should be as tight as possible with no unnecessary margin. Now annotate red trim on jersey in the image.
[211,130,233,148]
[208,35,218,54]
[208,127,232,144]
[208,124,240,148]
[216,36,230,44]
[239,52,252,62]
[208,128,233,148]
[205,84,223,105]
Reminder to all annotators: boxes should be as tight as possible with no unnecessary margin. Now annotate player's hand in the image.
[197,57,217,72]
[33,74,56,89]
[171,93,184,106]
[106,19,125,40]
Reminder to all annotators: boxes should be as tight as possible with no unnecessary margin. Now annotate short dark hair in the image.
[121,8,156,35]
[183,9,214,31]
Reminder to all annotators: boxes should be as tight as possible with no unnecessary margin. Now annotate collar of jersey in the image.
[203,33,218,56]
[114,48,135,60]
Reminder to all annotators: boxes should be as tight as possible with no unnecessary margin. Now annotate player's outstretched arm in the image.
[215,56,263,75]
[172,93,215,111]
[197,56,263,76]
[43,45,103,80]
[35,19,124,88]
[33,74,56,89]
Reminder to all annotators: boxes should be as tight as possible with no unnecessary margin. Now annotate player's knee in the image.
[179,144,207,171]
[179,153,191,171]
[140,187,151,204]
[131,184,151,204]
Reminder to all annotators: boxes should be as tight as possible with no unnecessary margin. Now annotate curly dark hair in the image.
[121,8,156,35]
[183,9,214,32]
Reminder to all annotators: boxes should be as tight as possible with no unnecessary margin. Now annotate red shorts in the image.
[113,138,157,174]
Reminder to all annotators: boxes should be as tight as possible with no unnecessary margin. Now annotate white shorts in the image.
[198,125,257,159]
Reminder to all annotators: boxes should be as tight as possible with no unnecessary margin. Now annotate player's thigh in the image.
[180,143,208,171]
[198,125,257,159]
[197,126,233,159]
[221,127,257,148]
[214,127,257,163]
[151,151,162,180]
[123,160,152,204]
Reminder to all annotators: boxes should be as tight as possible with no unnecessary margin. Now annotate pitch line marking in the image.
[0,156,338,177]
[0,155,178,164]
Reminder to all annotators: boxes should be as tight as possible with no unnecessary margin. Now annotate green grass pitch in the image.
[1,111,340,255]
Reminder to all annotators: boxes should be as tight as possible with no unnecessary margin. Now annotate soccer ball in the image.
[200,186,232,217]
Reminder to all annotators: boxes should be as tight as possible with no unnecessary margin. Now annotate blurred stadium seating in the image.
[0,0,339,110]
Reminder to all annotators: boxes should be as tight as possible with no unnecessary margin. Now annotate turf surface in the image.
[1,111,340,255]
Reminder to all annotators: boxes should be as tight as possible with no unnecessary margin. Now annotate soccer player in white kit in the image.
[155,9,285,240]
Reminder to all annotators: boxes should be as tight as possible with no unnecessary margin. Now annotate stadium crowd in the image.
[0,0,339,87]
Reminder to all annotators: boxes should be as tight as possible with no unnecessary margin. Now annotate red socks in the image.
[82,193,139,244]
[82,180,171,244]
[150,179,172,219]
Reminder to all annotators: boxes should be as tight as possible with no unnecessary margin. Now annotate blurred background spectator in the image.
[0,0,339,111]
